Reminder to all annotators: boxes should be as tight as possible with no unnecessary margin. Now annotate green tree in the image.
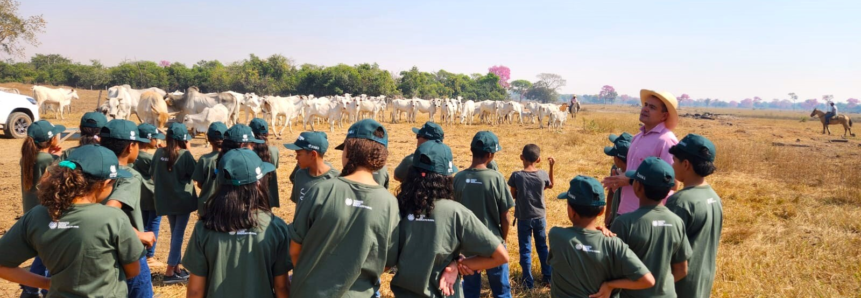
[0,0,46,58]
[510,79,531,101]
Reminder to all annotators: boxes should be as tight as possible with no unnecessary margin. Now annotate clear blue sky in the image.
[19,0,861,102]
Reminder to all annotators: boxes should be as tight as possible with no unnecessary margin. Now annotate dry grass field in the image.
[0,83,859,297]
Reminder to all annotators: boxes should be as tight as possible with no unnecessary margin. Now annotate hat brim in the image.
[249,138,265,144]
[151,133,166,140]
[51,125,66,137]
[557,192,569,199]
[640,89,679,130]
[259,162,276,177]
[136,137,151,144]
[115,168,132,179]
[283,143,303,151]
[608,134,619,142]
[604,146,615,156]
[412,127,421,135]
[624,170,637,179]
[334,143,345,150]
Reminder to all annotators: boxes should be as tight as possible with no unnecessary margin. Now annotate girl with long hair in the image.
[249,118,281,208]
[391,141,509,297]
[0,145,144,297]
[151,122,197,284]
[17,120,64,297]
[135,123,166,267]
[288,119,399,297]
[183,148,290,298]
[59,112,106,160]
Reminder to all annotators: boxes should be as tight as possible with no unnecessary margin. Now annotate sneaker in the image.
[162,274,186,285]
[176,268,190,279]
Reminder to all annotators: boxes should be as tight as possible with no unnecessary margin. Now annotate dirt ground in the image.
[1,83,859,297]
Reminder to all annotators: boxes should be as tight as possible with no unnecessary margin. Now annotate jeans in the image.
[167,213,190,266]
[463,262,511,298]
[825,112,835,125]
[141,210,161,258]
[20,257,48,295]
[517,218,551,288]
[126,257,153,298]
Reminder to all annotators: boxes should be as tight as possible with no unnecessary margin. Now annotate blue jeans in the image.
[825,112,835,125]
[517,218,551,288]
[167,213,190,266]
[141,210,161,258]
[20,257,48,295]
[127,257,153,298]
[463,262,511,298]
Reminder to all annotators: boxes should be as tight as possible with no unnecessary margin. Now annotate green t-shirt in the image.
[452,168,515,241]
[611,205,693,298]
[488,160,499,171]
[548,226,651,298]
[289,163,339,204]
[267,145,281,208]
[151,148,198,215]
[665,185,723,298]
[59,146,77,161]
[288,177,400,298]
[0,204,145,298]
[394,153,414,181]
[103,165,145,231]
[373,165,390,189]
[133,151,156,211]
[192,151,219,215]
[21,152,57,213]
[391,199,501,298]
[182,211,292,298]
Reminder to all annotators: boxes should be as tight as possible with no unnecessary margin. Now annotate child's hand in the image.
[596,226,616,238]
[49,146,62,155]
[140,231,156,248]
[438,262,459,296]
[547,157,556,167]
[589,282,613,298]
[457,258,477,276]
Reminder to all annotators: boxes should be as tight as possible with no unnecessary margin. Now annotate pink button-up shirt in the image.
[617,122,678,214]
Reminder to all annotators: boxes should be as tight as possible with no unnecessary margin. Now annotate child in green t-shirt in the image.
[0,145,144,298]
[183,149,291,298]
[667,134,723,298]
[288,119,399,298]
[548,176,655,298]
[192,122,228,215]
[603,132,632,228]
[249,118,281,208]
[136,123,165,267]
[284,131,339,205]
[59,111,106,161]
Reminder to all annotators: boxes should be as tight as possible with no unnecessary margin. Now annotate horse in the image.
[810,108,855,137]
[561,101,581,118]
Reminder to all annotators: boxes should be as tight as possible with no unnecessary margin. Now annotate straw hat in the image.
[640,89,679,130]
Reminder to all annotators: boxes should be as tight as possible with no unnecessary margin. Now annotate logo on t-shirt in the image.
[652,220,673,227]
[229,229,257,235]
[465,179,483,185]
[48,221,79,229]
[299,188,306,201]
[707,198,716,204]
[345,198,372,210]
[575,243,600,253]
[407,214,434,222]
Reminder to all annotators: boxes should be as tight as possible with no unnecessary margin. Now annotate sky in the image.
[18,0,861,102]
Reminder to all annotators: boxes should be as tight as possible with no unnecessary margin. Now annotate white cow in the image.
[183,104,231,141]
[391,99,415,123]
[549,110,567,129]
[302,97,344,132]
[32,86,79,119]
[500,101,524,124]
[164,86,224,125]
[459,100,476,125]
[241,93,263,123]
[262,96,300,137]
[413,99,439,123]
[106,85,167,120]
[137,91,172,128]
[477,100,498,125]
[442,99,458,126]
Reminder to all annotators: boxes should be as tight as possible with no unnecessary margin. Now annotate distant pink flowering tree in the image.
[739,98,754,108]
[801,98,819,110]
[678,93,692,106]
[598,85,618,104]
[488,65,510,88]
[159,60,171,67]
[847,98,859,109]
[729,100,738,108]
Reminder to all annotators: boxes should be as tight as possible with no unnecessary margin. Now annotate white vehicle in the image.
[0,92,40,138]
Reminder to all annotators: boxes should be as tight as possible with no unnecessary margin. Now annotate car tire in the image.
[5,112,32,139]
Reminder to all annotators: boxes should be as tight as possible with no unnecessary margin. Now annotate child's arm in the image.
[105,200,156,247]
[274,273,290,298]
[671,261,688,282]
[186,274,206,298]
[0,266,50,289]
[458,244,509,273]
[546,157,555,189]
[121,259,141,280]
[290,240,302,268]
[500,210,511,241]
[438,261,459,296]
[589,273,656,298]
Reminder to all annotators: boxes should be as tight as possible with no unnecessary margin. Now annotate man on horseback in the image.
[825,102,838,125]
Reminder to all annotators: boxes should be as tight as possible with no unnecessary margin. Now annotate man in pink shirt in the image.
[603,89,679,215]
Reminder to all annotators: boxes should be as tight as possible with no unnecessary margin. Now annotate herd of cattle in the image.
[20,85,581,138]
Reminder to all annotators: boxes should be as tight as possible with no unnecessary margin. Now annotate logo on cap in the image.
[297,135,305,141]
[147,133,152,139]
[242,134,249,141]
[637,173,646,180]
[130,131,136,140]
[308,144,320,150]
[448,161,453,173]
[110,165,117,178]
[47,131,54,138]
[255,167,263,179]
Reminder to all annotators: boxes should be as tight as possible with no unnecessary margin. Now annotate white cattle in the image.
[357,97,378,120]
[137,91,172,128]
[500,101,524,124]
[391,99,415,123]
[302,97,344,132]
[477,100,498,125]
[413,99,439,123]
[549,110,567,129]
[442,99,458,126]
[183,104,230,139]
[241,93,263,123]
[262,96,300,137]
[459,100,476,125]
[224,91,246,126]
[32,86,79,119]
[164,86,224,125]
[106,85,167,120]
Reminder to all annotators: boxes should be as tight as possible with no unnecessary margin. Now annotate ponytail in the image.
[252,132,271,163]
[79,127,100,146]
[38,166,104,221]
[21,136,52,190]
[165,131,187,172]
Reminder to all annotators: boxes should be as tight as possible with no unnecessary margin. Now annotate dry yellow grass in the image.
[0,84,859,297]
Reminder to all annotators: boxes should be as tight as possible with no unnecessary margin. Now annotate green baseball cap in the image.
[625,157,676,188]
[217,148,276,185]
[207,122,229,140]
[335,119,388,150]
[608,132,633,143]
[470,131,501,153]
[604,139,631,161]
[138,123,165,140]
[27,120,65,143]
[412,140,458,175]
[411,122,444,141]
[249,118,269,135]
[284,131,329,155]
[556,175,606,207]
[224,124,265,144]
[167,122,193,141]
[673,134,716,162]
[81,112,108,129]
[60,144,132,179]
[100,119,150,143]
